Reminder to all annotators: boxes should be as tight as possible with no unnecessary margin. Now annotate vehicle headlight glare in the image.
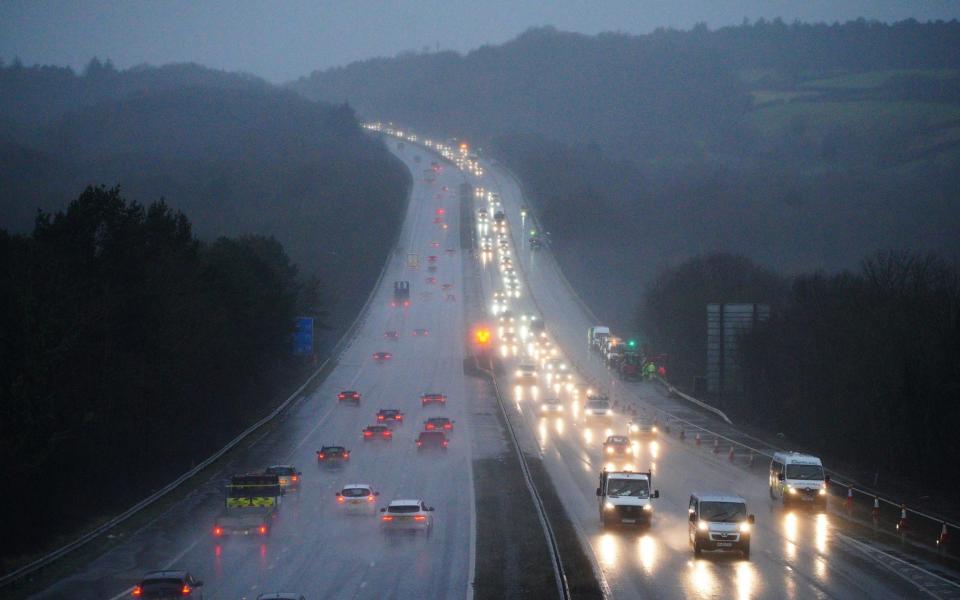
[643,504,652,511]
[698,520,708,531]
[604,502,614,511]
[819,488,827,496]
[740,522,751,533]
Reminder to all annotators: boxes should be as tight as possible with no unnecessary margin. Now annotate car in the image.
[540,397,564,412]
[688,493,755,559]
[584,395,612,417]
[421,392,447,406]
[336,483,380,514]
[445,248,455,255]
[257,594,305,600]
[428,264,437,272]
[416,430,449,450]
[430,241,440,248]
[603,436,633,455]
[133,570,204,599]
[628,418,658,438]
[380,499,434,533]
[424,416,455,431]
[427,255,438,263]
[265,465,302,491]
[316,445,350,464]
[373,351,392,362]
[426,276,437,284]
[338,390,361,404]
[376,408,404,424]
[441,283,453,291]
[384,330,400,341]
[515,363,538,383]
[362,425,393,441]
[413,328,430,336]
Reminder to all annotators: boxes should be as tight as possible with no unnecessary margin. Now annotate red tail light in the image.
[337,495,345,503]
[414,515,427,521]
[377,415,385,421]
[132,586,142,597]
[395,415,402,420]
[444,424,452,429]
[181,584,192,596]
[343,452,350,458]
[364,431,372,436]
[382,515,394,521]
[383,431,392,437]
[426,423,435,429]
[291,474,298,481]
[442,440,449,447]
[367,495,375,502]
[213,526,223,537]
[258,525,268,536]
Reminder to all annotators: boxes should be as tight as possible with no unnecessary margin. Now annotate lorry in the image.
[597,470,659,528]
[391,281,410,308]
[213,474,282,539]
[619,349,644,380]
[602,337,624,369]
[587,326,610,352]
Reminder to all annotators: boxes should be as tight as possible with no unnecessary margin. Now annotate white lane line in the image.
[835,531,959,598]
[107,538,201,600]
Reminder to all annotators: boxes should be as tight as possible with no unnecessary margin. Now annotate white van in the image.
[769,451,829,509]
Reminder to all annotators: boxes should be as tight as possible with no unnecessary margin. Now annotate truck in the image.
[213,474,282,539]
[602,337,624,369]
[391,281,410,308]
[587,326,610,352]
[597,470,659,529]
[619,349,644,380]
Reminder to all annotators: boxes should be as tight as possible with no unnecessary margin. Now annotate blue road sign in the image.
[293,317,314,356]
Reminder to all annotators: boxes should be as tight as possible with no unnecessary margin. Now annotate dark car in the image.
[133,570,203,599]
[377,409,404,424]
[416,430,449,450]
[363,425,393,441]
[373,351,392,362]
[424,417,454,432]
[413,328,430,337]
[338,390,361,404]
[384,330,400,341]
[421,393,447,407]
[603,435,633,456]
[317,446,350,464]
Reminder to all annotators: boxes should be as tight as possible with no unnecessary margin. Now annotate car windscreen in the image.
[420,432,444,440]
[786,463,824,480]
[342,488,370,497]
[323,447,344,453]
[587,400,609,408]
[266,467,295,475]
[388,505,420,513]
[607,479,649,498]
[607,437,628,444]
[699,501,747,522]
[141,579,185,595]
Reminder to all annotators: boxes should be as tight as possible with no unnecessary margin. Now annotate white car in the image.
[336,484,380,514]
[380,499,434,533]
[540,397,564,412]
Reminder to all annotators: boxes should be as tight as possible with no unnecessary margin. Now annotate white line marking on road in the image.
[836,531,959,599]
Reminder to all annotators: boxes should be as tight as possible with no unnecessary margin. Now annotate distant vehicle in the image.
[391,281,410,308]
[445,248,456,255]
[628,418,657,438]
[540,396,564,412]
[424,416,454,431]
[584,395,612,417]
[515,363,538,383]
[688,492,754,559]
[529,237,542,250]
[494,211,505,222]
[384,330,400,341]
[430,241,441,248]
[363,425,393,441]
[373,351,392,362]
[338,390,361,405]
[426,276,437,284]
[417,430,449,450]
[213,474,280,539]
[316,446,349,465]
[265,465,301,492]
[413,328,429,336]
[597,470,659,529]
[769,452,829,509]
[603,436,633,455]
[427,255,439,263]
[133,570,204,599]
[380,499,434,533]
[336,483,379,514]
[421,392,447,407]
[587,326,611,351]
[441,283,453,291]
[376,408,404,424]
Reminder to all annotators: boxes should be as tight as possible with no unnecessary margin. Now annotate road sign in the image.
[293,317,314,356]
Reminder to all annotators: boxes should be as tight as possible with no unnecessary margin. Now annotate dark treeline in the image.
[0,187,306,559]
[642,251,960,488]
[0,60,411,333]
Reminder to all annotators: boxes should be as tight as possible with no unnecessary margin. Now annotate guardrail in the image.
[0,149,411,590]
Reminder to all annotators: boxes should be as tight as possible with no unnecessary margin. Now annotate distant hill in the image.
[0,60,411,329]
[292,21,960,328]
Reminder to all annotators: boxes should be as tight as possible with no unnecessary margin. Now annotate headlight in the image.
[788,486,797,494]
[606,447,614,454]
[698,520,708,531]
[516,370,522,376]
[540,404,547,411]
[643,504,652,511]
[819,488,827,496]
[652,426,658,433]
[604,502,615,511]
[740,522,751,533]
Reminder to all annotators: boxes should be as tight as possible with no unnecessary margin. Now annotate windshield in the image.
[342,488,370,498]
[700,501,747,522]
[587,400,609,408]
[322,447,344,453]
[266,467,295,475]
[607,479,649,497]
[786,464,824,480]
[388,505,421,513]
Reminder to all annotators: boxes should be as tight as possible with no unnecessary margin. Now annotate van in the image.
[769,451,829,509]
[688,493,754,559]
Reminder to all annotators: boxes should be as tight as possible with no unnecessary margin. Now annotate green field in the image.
[801,69,958,90]
[745,100,960,139]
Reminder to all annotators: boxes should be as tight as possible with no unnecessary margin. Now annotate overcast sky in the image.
[3,1,959,83]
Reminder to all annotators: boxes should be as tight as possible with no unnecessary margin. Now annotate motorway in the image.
[30,128,960,600]
[34,148,477,600]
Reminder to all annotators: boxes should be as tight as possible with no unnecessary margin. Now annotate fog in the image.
[1,0,958,82]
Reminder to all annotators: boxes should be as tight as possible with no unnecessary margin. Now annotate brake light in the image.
[378,415,385,421]
[364,431,372,436]
[442,440,448,447]
[319,453,326,458]
[395,415,402,420]
[414,515,427,521]
[338,393,344,399]
[259,525,268,536]
[367,495,375,502]
[426,423,435,429]
[382,515,394,521]
[343,452,349,458]
[417,440,422,446]
[181,584,192,596]
[132,585,142,597]
[292,475,298,481]
[444,424,452,429]
[213,526,223,537]
[383,431,392,436]
[338,495,345,503]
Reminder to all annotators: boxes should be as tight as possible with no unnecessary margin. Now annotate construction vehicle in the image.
[213,474,282,538]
